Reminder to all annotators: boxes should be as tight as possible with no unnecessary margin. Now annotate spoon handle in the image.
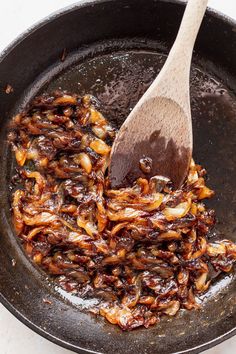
[146,0,208,114]
[171,0,208,57]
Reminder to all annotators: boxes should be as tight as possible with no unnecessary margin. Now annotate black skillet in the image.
[0,0,236,353]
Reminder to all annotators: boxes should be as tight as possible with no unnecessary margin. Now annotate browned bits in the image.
[61,48,67,62]
[139,157,153,174]
[43,298,53,305]
[5,84,14,94]
[8,91,236,331]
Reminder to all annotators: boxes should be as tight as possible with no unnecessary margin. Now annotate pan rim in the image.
[1,0,236,66]
[0,1,235,353]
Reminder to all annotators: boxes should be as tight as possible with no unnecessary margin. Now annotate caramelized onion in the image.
[8,91,236,331]
[164,201,190,221]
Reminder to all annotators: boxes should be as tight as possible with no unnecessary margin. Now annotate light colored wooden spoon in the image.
[110,0,208,189]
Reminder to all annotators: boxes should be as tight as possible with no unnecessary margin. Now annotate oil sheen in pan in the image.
[40,49,236,310]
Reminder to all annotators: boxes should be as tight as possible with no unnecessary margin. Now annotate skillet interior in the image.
[0,1,235,353]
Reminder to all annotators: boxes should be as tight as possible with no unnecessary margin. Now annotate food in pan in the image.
[8,92,236,330]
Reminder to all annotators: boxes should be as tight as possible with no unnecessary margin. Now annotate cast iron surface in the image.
[0,1,236,353]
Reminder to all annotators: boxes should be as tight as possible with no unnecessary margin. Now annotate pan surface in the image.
[0,1,236,353]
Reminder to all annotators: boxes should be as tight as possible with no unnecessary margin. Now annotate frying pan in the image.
[0,0,235,353]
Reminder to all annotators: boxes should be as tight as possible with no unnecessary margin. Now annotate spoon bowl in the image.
[110,96,192,188]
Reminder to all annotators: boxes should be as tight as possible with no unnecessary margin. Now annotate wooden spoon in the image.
[110,0,208,189]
